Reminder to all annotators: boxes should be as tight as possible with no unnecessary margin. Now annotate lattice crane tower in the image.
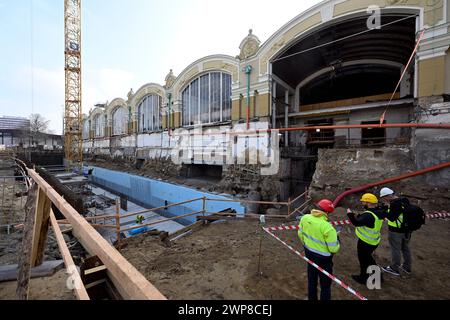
[64,0,82,167]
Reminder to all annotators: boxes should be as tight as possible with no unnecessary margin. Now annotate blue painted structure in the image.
[86,166,246,225]
[128,226,149,236]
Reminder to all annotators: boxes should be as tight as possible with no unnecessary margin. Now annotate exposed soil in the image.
[0,269,75,300]
[121,213,450,300]
[0,156,81,300]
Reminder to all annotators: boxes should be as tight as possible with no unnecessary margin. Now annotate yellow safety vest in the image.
[356,210,383,246]
[298,211,340,257]
[387,207,404,229]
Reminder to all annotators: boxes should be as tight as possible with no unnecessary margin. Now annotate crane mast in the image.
[64,0,82,168]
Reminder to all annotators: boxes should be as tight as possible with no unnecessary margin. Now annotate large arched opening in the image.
[269,9,419,197]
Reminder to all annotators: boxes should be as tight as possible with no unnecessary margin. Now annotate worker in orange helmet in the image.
[298,199,341,300]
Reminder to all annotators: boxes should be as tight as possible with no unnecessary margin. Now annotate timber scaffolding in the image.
[13,158,166,300]
[10,157,311,300]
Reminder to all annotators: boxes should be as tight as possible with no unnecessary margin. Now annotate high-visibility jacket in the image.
[136,215,145,224]
[356,210,383,246]
[298,209,340,257]
[388,208,404,229]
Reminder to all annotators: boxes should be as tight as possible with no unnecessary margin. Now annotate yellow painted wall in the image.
[173,112,181,128]
[334,0,444,26]
[232,93,270,121]
[232,99,241,121]
[255,93,270,117]
[418,56,446,97]
[162,115,167,129]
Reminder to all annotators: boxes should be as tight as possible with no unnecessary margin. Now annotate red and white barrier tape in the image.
[265,212,450,232]
[426,212,450,219]
[263,227,368,301]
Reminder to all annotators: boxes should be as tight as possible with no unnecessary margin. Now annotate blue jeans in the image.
[304,248,333,301]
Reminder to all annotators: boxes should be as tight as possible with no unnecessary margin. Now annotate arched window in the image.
[94,114,105,137]
[137,95,162,133]
[82,120,89,139]
[182,72,231,126]
[112,106,128,136]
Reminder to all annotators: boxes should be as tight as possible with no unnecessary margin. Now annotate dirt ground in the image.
[0,269,75,300]
[121,212,450,300]
[0,156,79,300]
[1,156,449,300]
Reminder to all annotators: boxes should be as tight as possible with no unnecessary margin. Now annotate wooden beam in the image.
[300,93,401,112]
[16,183,38,300]
[168,221,204,241]
[50,209,90,300]
[31,187,52,267]
[28,169,166,300]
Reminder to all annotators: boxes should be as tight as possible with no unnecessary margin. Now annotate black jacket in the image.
[384,197,410,233]
[347,207,386,229]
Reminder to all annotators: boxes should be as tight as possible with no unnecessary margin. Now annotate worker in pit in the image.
[136,215,145,225]
[347,193,385,285]
[298,199,341,300]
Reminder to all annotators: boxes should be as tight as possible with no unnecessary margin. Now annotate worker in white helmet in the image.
[379,187,413,276]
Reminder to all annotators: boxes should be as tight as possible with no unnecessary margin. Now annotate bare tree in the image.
[29,114,50,146]
[30,114,50,133]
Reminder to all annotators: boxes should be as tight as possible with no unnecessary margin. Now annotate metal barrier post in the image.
[116,198,121,251]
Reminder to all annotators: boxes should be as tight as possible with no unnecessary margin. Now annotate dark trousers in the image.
[357,239,378,280]
[304,248,333,301]
[388,231,412,272]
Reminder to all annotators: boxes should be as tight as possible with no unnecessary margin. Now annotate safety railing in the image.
[62,188,311,247]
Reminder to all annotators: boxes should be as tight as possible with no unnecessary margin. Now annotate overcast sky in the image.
[0,0,321,134]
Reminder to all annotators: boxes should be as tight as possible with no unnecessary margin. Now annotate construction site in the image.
[1,0,450,301]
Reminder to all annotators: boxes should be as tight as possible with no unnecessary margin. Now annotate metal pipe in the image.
[167,93,172,137]
[333,161,450,207]
[116,198,121,250]
[244,65,252,130]
[171,123,450,137]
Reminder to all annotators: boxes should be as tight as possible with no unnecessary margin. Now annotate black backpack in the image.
[402,203,426,232]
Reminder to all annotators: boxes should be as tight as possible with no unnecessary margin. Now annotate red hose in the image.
[333,161,450,207]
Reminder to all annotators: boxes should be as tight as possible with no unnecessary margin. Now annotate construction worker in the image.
[379,187,412,276]
[298,199,340,300]
[347,193,385,285]
[136,214,145,225]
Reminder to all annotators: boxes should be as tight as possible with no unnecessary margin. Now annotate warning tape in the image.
[265,212,450,232]
[263,227,368,301]
[426,212,450,219]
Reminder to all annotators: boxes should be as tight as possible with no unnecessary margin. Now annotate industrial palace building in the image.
[81,0,450,201]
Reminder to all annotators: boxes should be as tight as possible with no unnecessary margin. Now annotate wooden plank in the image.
[31,187,52,267]
[0,260,64,282]
[85,279,107,290]
[300,93,401,111]
[168,221,204,241]
[84,265,107,276]
[16,183,38,300]
[50,210,90,300]
[28,169,166,300]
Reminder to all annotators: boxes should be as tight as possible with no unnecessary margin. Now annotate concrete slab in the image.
[0,260,64,282]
